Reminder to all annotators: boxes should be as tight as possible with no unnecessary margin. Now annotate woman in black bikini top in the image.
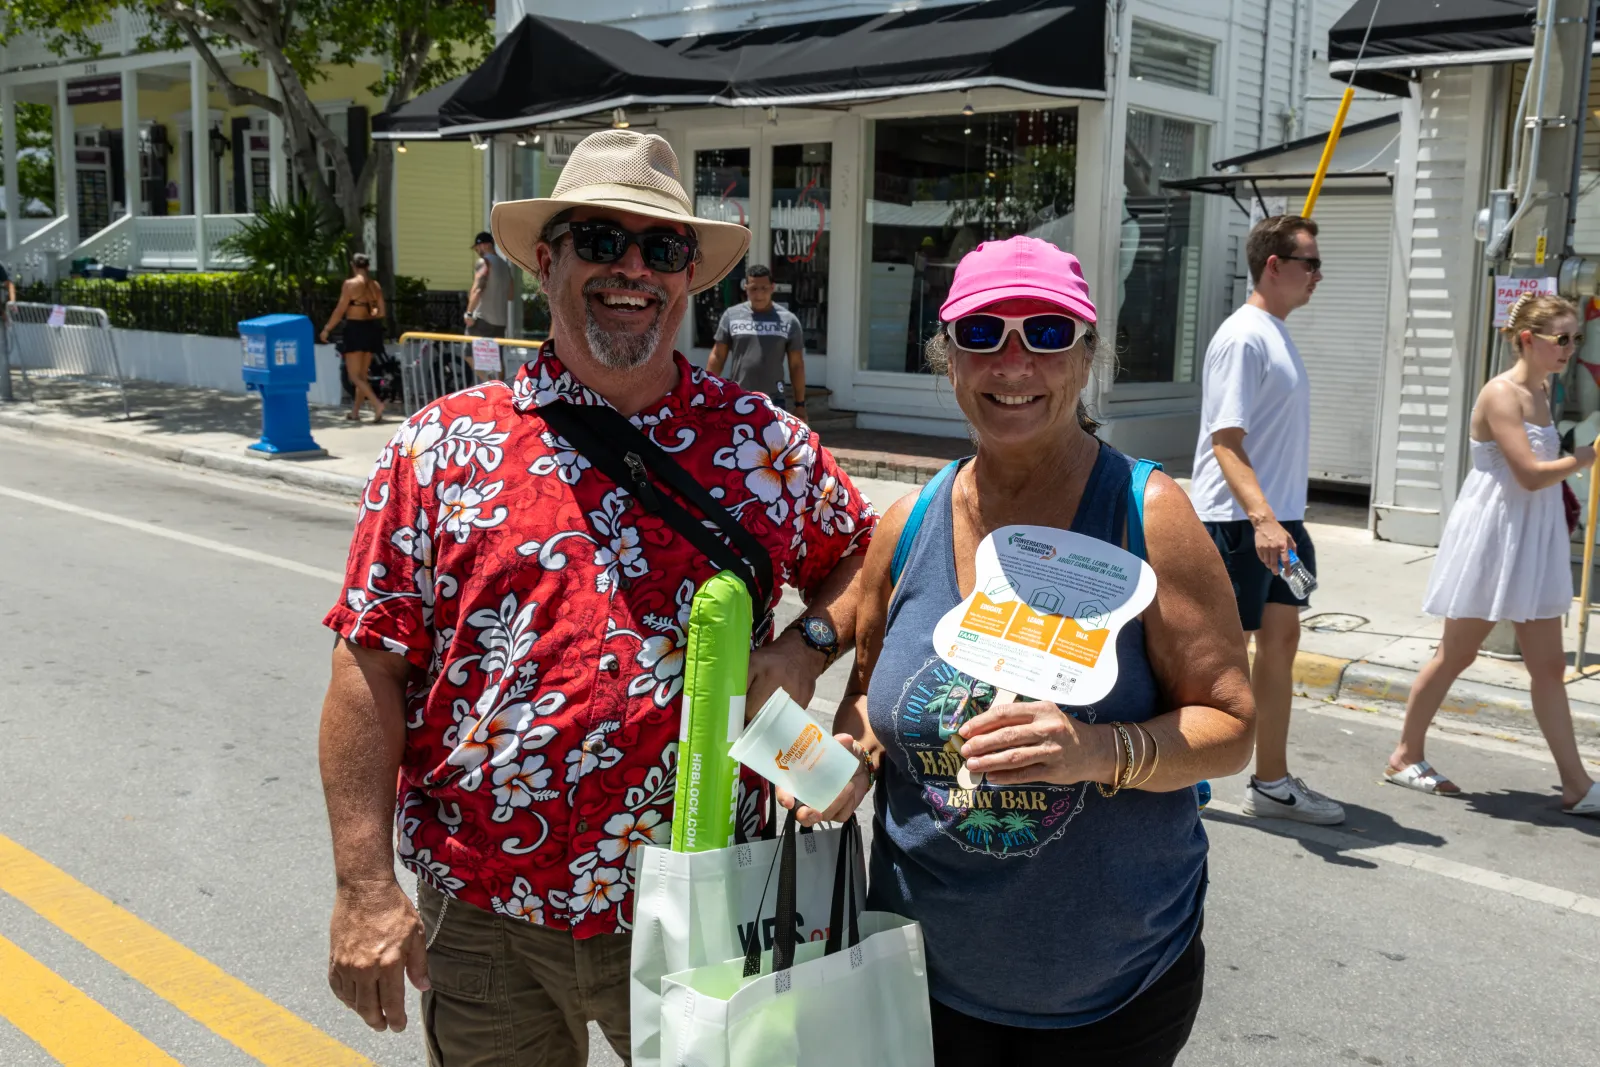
[321,253,388,423]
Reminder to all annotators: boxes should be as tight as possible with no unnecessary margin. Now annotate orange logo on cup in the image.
[775,723,824,771]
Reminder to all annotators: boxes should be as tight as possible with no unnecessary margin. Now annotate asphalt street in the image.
[1,429,1598,1067]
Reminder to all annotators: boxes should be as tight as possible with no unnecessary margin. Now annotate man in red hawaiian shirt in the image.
[318,130,876,1064]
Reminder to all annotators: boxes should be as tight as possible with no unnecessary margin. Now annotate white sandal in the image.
[1563,782,1600,818]
[1384,760,1461,796]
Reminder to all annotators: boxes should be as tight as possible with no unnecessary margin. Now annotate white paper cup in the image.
[728,689,859,812]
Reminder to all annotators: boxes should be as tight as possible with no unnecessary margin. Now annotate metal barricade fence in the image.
[3,301,131,419]
[396,332,541,416]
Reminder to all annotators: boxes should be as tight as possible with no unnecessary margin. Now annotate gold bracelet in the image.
[1133,723,1161,788]
[1097,723,1136,798]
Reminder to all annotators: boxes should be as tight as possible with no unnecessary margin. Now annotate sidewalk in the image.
[4,375,1598,739]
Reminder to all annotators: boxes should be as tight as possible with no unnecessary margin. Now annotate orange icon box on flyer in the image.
[960,592,1019,637]
[1003,606,1064,652]
[1050,625,1110,667]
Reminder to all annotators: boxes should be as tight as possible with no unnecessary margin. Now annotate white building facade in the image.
[477,0,1398,459]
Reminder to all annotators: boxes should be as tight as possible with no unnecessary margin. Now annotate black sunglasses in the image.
[1279,254,1322,273]
[548,220,698,273]
[946,313,1085,354]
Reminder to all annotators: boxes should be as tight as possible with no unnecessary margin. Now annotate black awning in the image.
[372,77,469,139]
[436,16,732,133]
[1164,171,1393,216]
[419,1,1103,136]
[673,1,1103,107]
[1329,0,1536,93]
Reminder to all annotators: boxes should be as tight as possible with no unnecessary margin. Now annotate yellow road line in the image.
[0,833,373,1067]
[0,933,184,1066]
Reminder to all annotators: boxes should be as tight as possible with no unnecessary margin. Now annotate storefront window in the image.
[769,142,831,355]
[1118,109,1209,384]
[864,110,1077,373]
[1129,22,1216,94]
[691,147,751,348]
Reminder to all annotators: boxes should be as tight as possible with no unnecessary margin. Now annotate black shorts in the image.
[929,925,1205,1067]
[1204,518,1316,632]
[337,318,386,356]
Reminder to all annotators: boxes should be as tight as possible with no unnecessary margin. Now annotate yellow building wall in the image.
[395,140,483,290]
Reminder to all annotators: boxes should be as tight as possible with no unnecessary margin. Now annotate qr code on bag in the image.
[735,844,753,867]
[849,945,864,969]
[775,970,792,995]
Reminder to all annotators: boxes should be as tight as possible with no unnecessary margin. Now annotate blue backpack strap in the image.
[890,459,962,586]
[1125,458,1162,561]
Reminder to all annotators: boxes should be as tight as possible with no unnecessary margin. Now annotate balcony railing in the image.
[130,215,251,270]
[0,10,156,71]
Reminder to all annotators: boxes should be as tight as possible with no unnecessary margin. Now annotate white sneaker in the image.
[1241,776,1346,825]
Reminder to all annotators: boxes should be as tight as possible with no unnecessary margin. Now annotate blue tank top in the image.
[865,443,1207,1028]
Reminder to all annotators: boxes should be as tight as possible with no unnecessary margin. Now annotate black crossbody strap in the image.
[538,401,774,607]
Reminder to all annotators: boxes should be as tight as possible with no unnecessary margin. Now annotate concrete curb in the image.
[0,409,365,499]
[1294,650,1600,741]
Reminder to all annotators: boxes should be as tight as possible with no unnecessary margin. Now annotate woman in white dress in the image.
[1387,292,1600,816]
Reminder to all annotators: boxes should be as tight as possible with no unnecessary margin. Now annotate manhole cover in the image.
[1301,612,1368,633]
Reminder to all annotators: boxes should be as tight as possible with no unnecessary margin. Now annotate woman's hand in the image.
[958,700,1115,787]
[778,734,874,827]
[320,330,331,344]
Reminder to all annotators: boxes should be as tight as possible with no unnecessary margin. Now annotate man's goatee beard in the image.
[583,277,668,370]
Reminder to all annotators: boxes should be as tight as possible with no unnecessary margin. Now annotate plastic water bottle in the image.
[1196,780,1211,812]
[1283,549,1317,600]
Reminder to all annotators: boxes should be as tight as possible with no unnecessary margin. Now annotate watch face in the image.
[801,616,838,650]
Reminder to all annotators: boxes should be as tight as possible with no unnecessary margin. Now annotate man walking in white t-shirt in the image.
[1190,214,1344,825]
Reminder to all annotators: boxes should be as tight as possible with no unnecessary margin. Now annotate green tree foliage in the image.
[0,1,494,242]
[2,102,58,216]
[215,196,350,310]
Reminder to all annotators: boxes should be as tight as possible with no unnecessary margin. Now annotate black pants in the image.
[930,929,1204,1067]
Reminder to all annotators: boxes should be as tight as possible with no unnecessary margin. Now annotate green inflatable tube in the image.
[670,571,753,852]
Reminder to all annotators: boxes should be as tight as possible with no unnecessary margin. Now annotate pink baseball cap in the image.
[939,235,1096,324]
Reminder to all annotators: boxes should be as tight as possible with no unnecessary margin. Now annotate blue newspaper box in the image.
[239,313,325,457]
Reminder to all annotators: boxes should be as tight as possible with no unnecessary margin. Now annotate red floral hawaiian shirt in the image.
[324,344,876,938]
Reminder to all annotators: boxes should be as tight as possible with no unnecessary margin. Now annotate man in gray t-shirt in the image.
[465,231,515,339]
[708,264,807,418]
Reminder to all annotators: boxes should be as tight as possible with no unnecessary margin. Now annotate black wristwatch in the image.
[790,616,840,667]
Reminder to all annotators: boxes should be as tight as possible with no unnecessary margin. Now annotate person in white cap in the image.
[316,130,878,1065]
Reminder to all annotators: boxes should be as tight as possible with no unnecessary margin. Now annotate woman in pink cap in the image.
[790,236,1253,1064]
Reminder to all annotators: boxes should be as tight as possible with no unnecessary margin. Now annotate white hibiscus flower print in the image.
[491,877,545,924]
[596,810,672,869]
[594,525,644,580]
[434,705,548,791]
[807,471,856,537]
[527,431,591,484]
[438,479,508,543]
[616,579,694,707]
[490,754,558,821]
[409,848,466,892]
[565,724,624,785]
[395,408,448,485]
[570,867,627,916]
[715,422,814,524]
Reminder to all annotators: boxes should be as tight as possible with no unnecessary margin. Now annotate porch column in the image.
[56,78,75,233]
[190,55,207,270]
[3,85,17,250]
[120,70,139,218]
[267,63,287,203]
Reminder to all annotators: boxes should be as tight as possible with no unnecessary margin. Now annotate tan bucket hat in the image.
[490,130,751,296]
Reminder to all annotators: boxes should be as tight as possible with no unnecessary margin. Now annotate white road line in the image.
[1205,800,1600,918]
[0,484,344,585]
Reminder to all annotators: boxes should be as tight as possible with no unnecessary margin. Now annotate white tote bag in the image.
[657,819,935,1067]
[631,814,864,1067]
